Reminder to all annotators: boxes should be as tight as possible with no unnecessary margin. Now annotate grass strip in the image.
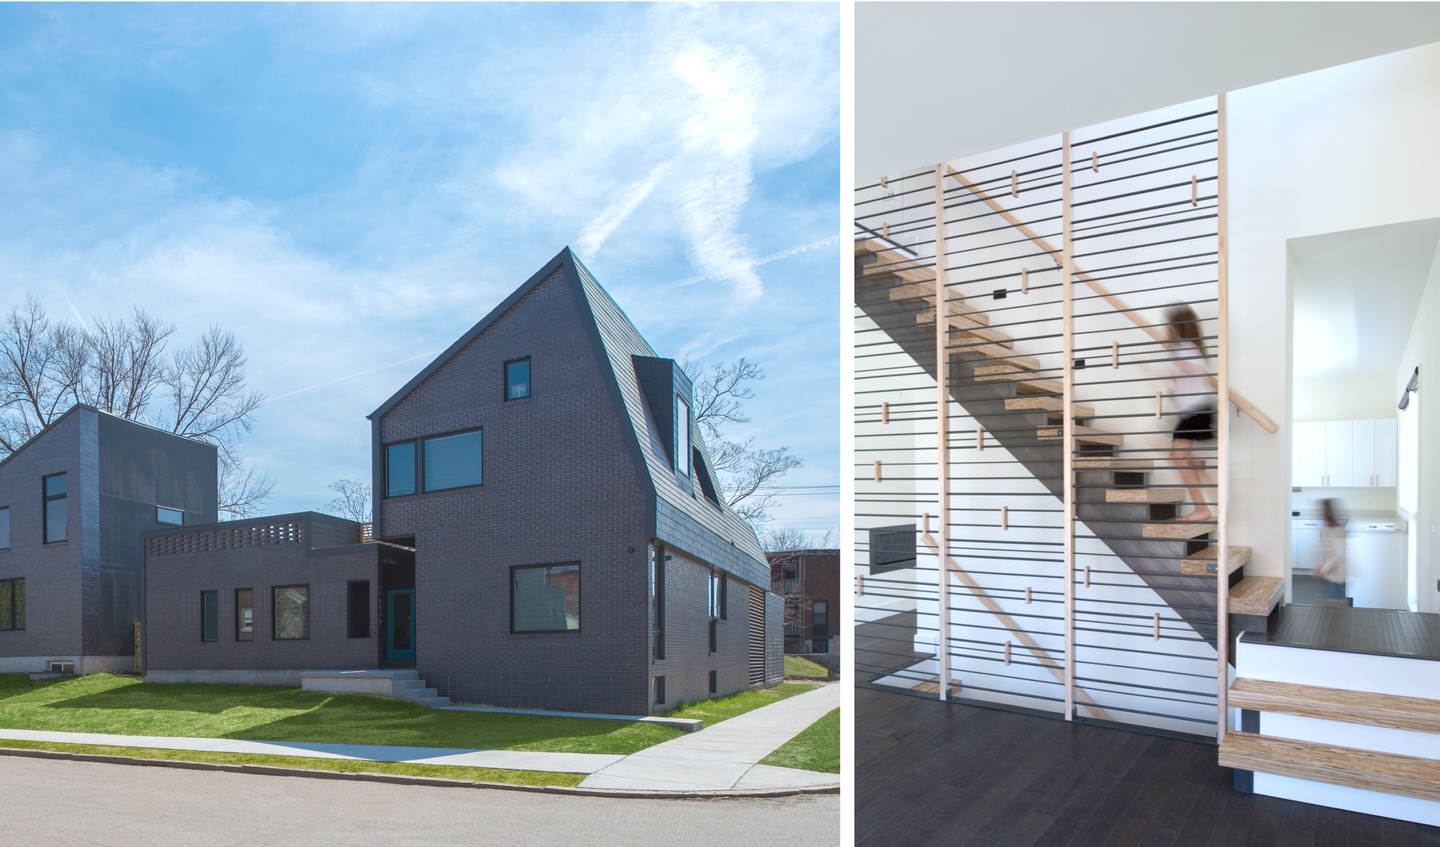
[784,656,831,678]
[759,708,839,774]
[668,682,818,725]
[0,739,585,787]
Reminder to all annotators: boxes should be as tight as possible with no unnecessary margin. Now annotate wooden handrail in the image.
[943,165,1279,434]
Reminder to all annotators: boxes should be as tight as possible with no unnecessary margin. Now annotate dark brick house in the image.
[0,406,217,674]
[769,549,839,654]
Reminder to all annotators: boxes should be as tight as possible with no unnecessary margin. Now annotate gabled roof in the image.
[369,248,769,586]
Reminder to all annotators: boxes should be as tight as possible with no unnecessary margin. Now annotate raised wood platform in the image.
[1219,731,1440,804]
[1229,678,1440,734]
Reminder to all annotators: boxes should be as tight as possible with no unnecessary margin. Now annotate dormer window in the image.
[675,396,691,477]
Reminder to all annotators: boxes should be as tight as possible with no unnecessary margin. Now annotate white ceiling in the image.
[857,3,1440,181]
[1290,220,1440,381]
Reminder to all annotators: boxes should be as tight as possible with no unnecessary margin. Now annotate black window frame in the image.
[347,580,371,639]
[0,577,23,631]
[156,506,184,526]
[200,590,218,643]
[272,584,310,641]
[652,550,666,660]
[510,562,581,634]
[654,676,666,706]
[384,440,418,498]
[708,618,717,653]
[235,588,254,642]
[504,356,532,401]
[42,472,67,544]
[719,574,728,620]
[421,427,483,493]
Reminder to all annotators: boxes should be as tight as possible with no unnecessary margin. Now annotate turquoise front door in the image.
[387,590,415,661]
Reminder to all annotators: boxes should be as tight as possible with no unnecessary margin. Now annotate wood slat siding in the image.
[1229,678,1440,734]
[1219,732,1440,803]
[748,586,764,686]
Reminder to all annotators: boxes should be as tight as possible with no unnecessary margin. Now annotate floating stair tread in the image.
[1075,458,1154,471]
[1038,426,1123,446]
[1229,678,1440,734]
[1142,520,1215,539]
[1229,576,1285,616]
[1107,488,1185,503]
[952,344,1040,371]
[1005,396,1095,418]
[1218,732,1440,803]
[974,364,1034,380]
[1012,379,1065,396]
[1181,545,1251,576]
[916,313,1013,347]
[858,252,936,285]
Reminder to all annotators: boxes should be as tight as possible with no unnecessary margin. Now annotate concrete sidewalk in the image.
[579,682,840,791]
[0,683,839,792]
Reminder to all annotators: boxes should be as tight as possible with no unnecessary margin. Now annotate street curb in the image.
[0,745,839,799]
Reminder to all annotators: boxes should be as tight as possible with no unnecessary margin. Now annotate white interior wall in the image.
[1227,41,1440,590]
[1394,235,1440,611]
[1293,375,1400,421]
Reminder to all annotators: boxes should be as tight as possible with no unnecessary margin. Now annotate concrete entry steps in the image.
[300,670,450,708]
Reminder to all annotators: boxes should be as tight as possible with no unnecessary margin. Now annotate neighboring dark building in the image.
[0,406,217,674]
[369,248,782,714]
[769,549,839,654]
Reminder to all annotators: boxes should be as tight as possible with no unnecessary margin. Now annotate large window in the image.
[0,578,23,631]
[386,441,417,497]
[201,591,218,642]
[512,563,580,632]
[347,580,371,639]
[0,507,8,550]
[273,585,309,640]
[43,473,66,544]
[675,396,691,477]
[505,357,531,401]
[423,429,483,491]
[236,589,254,641]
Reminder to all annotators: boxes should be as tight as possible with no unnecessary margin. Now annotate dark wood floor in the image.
[1242,604,1440,661]
[857,687,1440,846]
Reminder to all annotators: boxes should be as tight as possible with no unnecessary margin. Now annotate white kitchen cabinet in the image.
[1293,519,1324,572]
[1374,418,1398,487]
[1292,418,1398,488]
[1293,421,1327,487]
[1325,420,1354,486]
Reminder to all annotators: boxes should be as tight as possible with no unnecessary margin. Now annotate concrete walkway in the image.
[579,682,840,791]
[0,682,840,793]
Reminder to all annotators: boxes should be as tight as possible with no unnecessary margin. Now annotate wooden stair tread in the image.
[956,345,1040,371]
[1180,545,1251,576]
[1142,520,1215,539]
[1218,731,1440,803]
[1229,678,1440,734]
[1229,576,1285,616]
[1106,488,1185,503]
[856,250,935,286]
[1005,396,1094,417]
[974,363,1033,380]
[1013,379,1065,396]
[916,313,1014,348]
[1038,426,1123,446]
[1074,458,1154,471]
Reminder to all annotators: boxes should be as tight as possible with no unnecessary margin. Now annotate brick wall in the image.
[648,546,760,710]
[145,541,381,672]
[378,268,651,714]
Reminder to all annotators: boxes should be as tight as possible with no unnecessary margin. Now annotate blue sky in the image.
[0,3,840,537]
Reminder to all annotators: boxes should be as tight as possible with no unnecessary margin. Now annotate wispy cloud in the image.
[575,161,673,258]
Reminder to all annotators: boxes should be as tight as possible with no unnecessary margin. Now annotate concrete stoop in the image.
[299,670,450,708]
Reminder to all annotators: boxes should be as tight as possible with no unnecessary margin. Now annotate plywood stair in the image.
[1221,678,1440,805]
[856,236,1285,646]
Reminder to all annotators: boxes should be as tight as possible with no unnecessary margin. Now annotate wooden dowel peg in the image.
[923,512,930,534]
[976,426,985,451]
[1011,170,1019,197]
[1191,175,1198,207]
[882,222,890,240]
[1001,506,1009,531]
[1024,586,1032,605]
[874,460,882,482]
[1004,640,1012,666]
[1083,566,1091,588]
[1091,151,1099,173]
[880,176,889,189]
[1020,267,1029,294]
[1153,613,1161,641]
[1156,391,1164,419]
[882,401,890,424]
[1112,340,1119,369]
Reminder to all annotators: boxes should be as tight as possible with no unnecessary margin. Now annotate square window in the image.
[385,442,417,497]
[512,563,579,632]
[236,589,254,641]
[505,358,531,401]
[201,591,218,642]
[43,472,67,544]
[273,585,309,640]
[423,429,482,491]
[157,506,184,526]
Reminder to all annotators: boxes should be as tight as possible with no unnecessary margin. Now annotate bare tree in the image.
[323,478,372,523]
[0,298,272,518]
[684,358,802,526]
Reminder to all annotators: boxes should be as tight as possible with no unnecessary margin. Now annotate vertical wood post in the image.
[1216,94,1232,743]
[1061,132,1077,721]
[935,163,952,701]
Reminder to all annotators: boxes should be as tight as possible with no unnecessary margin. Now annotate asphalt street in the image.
[0,756,840,847]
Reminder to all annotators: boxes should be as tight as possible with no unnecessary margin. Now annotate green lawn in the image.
[0,740,583,787]
[759,707,839,773]
[0,674,678,755]
[668,682,818,725]
[784,656,831,678]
